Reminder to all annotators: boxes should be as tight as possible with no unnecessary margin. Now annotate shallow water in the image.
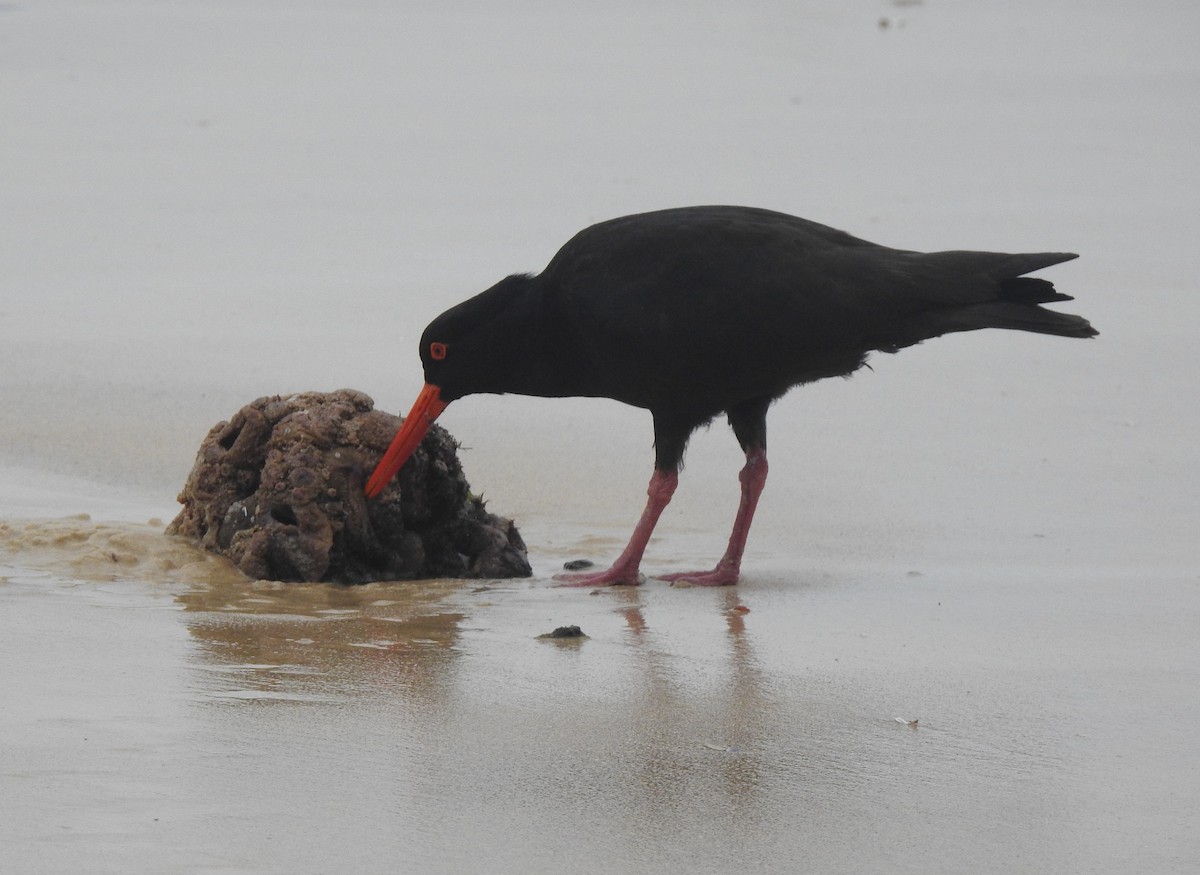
[2,517,1197,873]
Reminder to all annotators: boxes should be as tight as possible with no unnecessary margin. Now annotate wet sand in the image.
[4,0,1200,872]
[3,517,1197,873]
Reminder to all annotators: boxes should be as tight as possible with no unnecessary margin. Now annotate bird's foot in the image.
[656,564,740,587]
[554,566,645,587]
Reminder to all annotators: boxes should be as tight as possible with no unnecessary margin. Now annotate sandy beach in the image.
[3,2,1198,872]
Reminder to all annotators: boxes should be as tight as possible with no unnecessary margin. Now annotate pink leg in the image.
[555,468,678,587]
[658,447,768,587]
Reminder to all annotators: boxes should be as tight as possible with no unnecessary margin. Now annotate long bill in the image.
[363,383,449,498]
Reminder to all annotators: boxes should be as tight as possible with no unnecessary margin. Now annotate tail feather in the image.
[989,252,1095,337]
[958,301,1097,338]
[981,251,1078,280]
[875,250,1096,352]
[998,275,1074,305]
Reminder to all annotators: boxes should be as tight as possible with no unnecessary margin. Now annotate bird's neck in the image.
[466,275,584,399]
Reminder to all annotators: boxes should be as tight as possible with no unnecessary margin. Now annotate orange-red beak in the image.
[364,383,449,498]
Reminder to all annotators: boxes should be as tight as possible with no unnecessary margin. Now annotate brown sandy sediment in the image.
[0,515,246,586]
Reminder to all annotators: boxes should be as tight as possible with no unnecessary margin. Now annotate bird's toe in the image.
[656,567,740,587]
[553,568,645,587]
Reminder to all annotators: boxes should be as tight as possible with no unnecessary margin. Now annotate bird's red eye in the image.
[430,342,447,361]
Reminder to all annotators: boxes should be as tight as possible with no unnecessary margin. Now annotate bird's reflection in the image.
[176,553,776,815]
[594,581,770,808]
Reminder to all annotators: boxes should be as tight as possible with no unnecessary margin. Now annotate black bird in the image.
[365,206,1095,586]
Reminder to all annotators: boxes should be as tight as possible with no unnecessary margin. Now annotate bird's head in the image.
[363,274,536,498]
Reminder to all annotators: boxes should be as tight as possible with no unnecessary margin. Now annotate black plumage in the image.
[367,206,1095,586]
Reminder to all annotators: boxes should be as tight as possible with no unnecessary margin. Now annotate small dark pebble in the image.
[562,559,594,571]
[538,625,586,639]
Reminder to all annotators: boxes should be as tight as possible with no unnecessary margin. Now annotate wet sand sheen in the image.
[2,515,1196,872]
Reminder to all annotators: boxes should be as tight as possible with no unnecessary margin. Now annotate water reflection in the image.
[582,585,771,812]
[170,553,781,809]
[176,574,467,703]
[1,516,1090,873]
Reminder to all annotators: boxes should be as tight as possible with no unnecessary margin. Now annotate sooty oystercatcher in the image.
[365,206,1095,586]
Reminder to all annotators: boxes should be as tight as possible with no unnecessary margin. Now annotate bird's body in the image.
[366,206,1095,586]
